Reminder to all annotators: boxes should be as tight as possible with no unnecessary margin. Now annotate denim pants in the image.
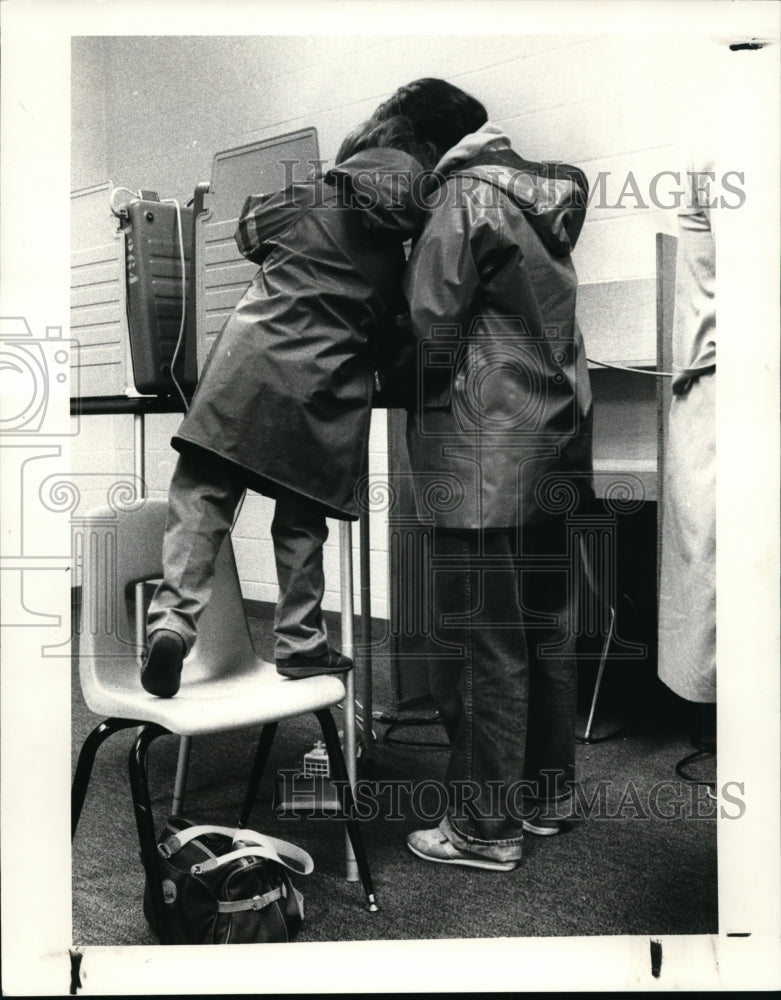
[430,522,578,862]
[147,449,330,660]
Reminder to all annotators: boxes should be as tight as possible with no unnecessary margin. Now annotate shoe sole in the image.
[277,664,353,679]
[140,634,184,698]
[406,842,519,872]
[522,820,565,836]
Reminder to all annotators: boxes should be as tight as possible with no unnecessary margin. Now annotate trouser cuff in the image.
[440,815,524,863]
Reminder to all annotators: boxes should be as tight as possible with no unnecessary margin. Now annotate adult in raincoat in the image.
[369,79,593,870]
[142,118,428,696]
[658,149,716,707]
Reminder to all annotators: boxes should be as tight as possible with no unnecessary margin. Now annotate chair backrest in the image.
[78,498,257,702]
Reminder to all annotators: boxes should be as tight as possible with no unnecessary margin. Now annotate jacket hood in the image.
[433,122,589,257]
[235,148,426,264]
[325,147,427,238]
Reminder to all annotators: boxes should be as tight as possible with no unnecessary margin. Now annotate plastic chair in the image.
[71,499,378,944]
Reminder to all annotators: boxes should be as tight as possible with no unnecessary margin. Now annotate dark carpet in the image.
[72,606,717,945]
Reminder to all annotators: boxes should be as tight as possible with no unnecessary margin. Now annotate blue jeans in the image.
[429,522,578,862]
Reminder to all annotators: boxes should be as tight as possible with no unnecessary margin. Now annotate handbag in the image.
[143,815,314,944]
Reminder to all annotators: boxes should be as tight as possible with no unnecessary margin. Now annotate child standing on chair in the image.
[142,118,429,696]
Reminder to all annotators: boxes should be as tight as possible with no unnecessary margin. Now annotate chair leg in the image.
[128,723,171,944]
[171,736,192,816]
[315,709,378,912]
[72,718,141,839]
[582,606,615,743]
[239,722,278,827]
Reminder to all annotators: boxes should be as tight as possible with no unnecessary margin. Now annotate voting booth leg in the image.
[339,520,359,883]
[134,413,146,660]
[359,507,374,747]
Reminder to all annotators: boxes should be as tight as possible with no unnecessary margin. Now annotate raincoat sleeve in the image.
[403,186,502,406]
[671,161,716,390]
[235,194,272,265]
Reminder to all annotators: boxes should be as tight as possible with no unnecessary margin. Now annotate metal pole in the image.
[133,414,146,661]
[583,607,615,742]
[339,519,359,882]
[359,507,374,746]
[171,736,192,816]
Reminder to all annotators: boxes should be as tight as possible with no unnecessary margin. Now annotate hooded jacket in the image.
[404,124,593,529]
[173,147,426,519]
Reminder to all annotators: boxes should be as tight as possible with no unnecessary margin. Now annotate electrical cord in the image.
[109,187,190,413]
[159,197,190,414]
[372,711,450,750]
[333,698,377,742]
[675,730,716,792]
[382,721,451,750]
[109,186,142,217]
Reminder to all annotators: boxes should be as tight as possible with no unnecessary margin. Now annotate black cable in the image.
[375,713,451,750]
[383,726,451,750]
[674,733,716,791]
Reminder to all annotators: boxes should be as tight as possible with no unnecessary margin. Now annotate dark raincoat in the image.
[405,145,594,529]
[173,148,426,519]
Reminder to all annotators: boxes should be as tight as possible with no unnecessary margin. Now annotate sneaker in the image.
[522,817,569,836]
[140,629,185,698]
[406,828,519,871]
[276,646,353,680]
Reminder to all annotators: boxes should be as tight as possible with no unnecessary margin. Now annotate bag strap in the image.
[158,824,313,875]
[157,824,239,858]
[216,887,283,913]
[190,841,313,877]
[232,830,314,875]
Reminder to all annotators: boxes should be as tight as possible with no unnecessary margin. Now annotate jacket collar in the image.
[429,124,589,258]
[432,121,512,176]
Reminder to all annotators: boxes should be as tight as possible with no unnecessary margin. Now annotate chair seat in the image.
[83,655,346,736]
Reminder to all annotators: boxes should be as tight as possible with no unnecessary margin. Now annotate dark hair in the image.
[335,114,432,166]
[369,78,488,160]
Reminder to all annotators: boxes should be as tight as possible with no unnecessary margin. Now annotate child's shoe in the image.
[276,646,353,680]
[141,629,185,697]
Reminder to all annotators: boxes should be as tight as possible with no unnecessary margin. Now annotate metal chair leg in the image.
[128,723,171,944]
[315,709,378,912]
[239,722,278,827]
[338,519,359,883]
[72,718,140,839]
[171,736,192,815]
[582,606,615,743]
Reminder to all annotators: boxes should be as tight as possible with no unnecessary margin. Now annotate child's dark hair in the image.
[335,114,432,167]
[369,78,488,160]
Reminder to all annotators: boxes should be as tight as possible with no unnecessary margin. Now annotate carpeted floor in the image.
[72,605,717,946]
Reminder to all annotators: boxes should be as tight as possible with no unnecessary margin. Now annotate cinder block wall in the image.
[71,33,694,616]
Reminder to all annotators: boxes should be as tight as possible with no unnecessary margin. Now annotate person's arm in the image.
[404,184,501,406]
[672,159,716,388]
